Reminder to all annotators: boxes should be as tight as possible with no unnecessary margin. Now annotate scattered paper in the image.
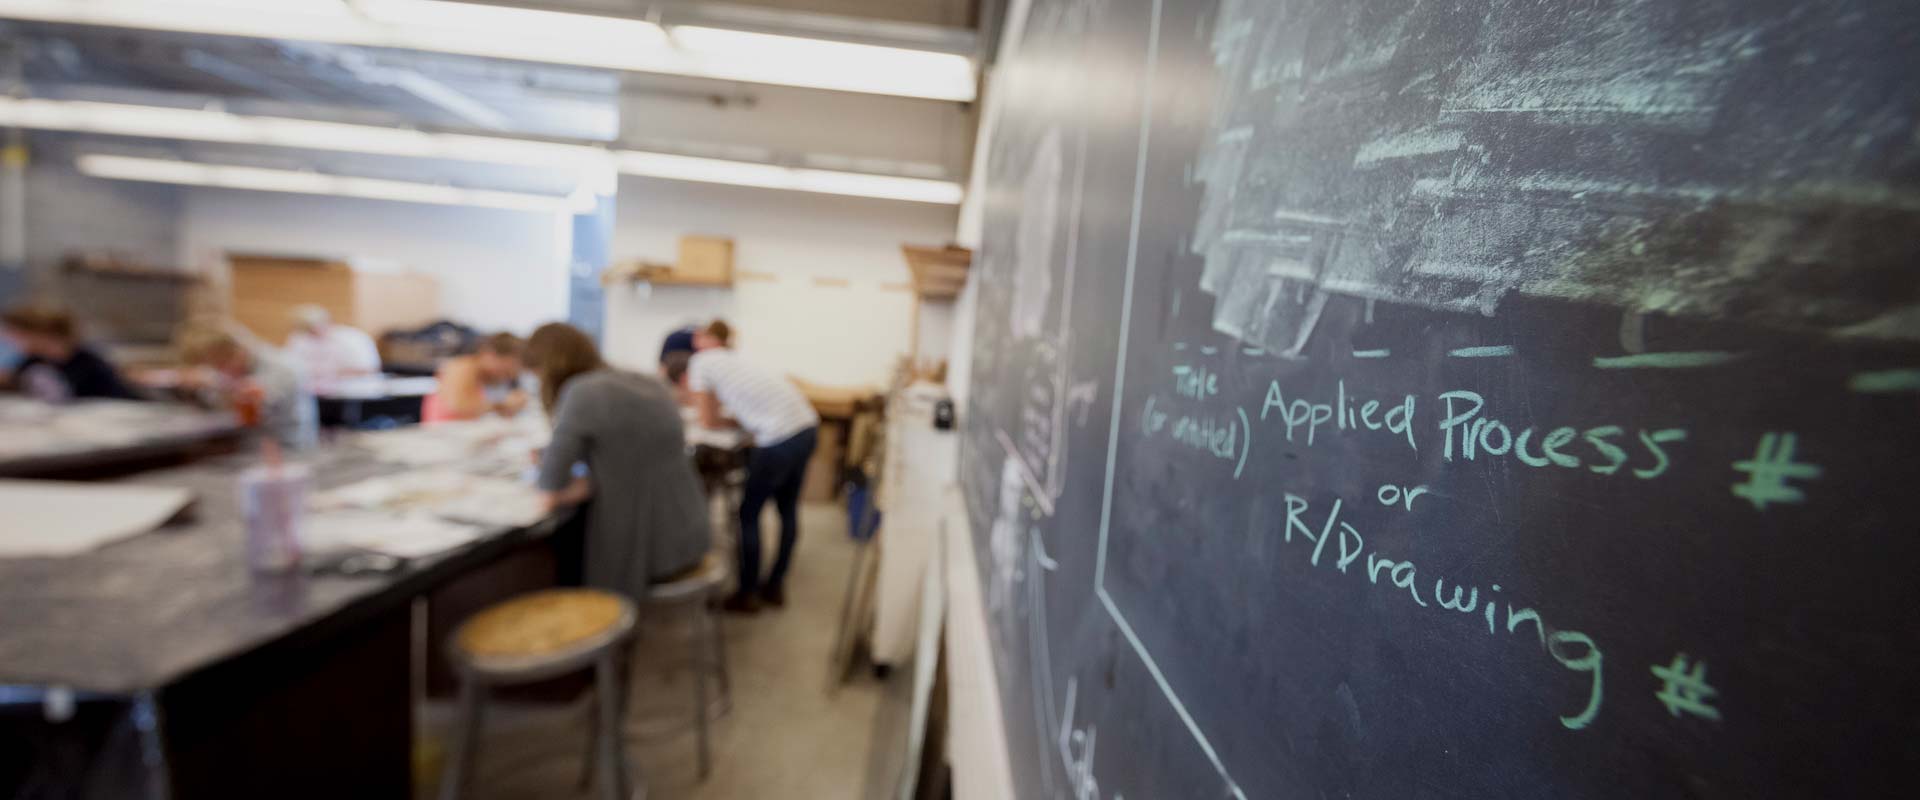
[302,510,484,559]
[312,468,548,529]
[0,480,193,557]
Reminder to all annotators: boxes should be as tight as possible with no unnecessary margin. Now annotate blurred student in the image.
[284,305,380,389]
[680,320,819,612]
[423,332,527,423]
[1,306,140,401]
[526,322,710,598]
[175,324,317,450]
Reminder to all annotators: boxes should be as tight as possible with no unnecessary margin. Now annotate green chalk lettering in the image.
[1390,561,1427,607]
[1437,390,1484,461]
[1507,606,1546,647]
[1387,395,1417,451]
[1478,419,1513,456]
[1548,630,1603,730]
[1360,399,1381,430]
[1583,426,1628,475]
[1435,578,1479,613]
[1514,428,1551,467]
[1261,381,1286,421]
[1335,523,1365,573]
[1367,554,1395,584]
[1634,428,1687,479]
[1309,498,1342,566]
[1283,493,1311,543]
[1542,427,1581,468]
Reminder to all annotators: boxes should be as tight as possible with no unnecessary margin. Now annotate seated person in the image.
[284,304,381,389]
[526,322,710,599]
[175,324,318,451]
[423,332,527,423]
[1,305,141,401]
[678,320,819,612]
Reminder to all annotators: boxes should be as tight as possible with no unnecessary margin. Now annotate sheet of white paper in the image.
[0,480,194,557]
[302,510,484,559]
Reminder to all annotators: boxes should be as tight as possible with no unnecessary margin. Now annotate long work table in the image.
[0,422,567,799]
[0,397,242,480]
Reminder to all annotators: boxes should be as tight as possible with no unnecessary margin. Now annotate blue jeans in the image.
[737,427,818,597]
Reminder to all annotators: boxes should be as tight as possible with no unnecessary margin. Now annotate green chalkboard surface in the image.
[961,1,1920,797]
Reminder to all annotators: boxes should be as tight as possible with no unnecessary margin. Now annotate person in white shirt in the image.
[677,320,819,613]
[284,305,381,390]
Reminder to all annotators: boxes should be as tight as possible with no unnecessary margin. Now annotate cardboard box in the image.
[670,235,734,285]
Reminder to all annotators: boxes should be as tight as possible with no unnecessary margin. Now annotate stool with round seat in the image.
[439,588,638,800]
[638,551,733,780]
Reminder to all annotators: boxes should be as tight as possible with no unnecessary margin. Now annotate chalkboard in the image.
[959,0,1920,797]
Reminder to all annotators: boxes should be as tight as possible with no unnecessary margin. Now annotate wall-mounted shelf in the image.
[900,244,971,301]
[605,235,736,288]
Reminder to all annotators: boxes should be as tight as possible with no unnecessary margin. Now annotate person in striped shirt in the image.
[679,320,819,613]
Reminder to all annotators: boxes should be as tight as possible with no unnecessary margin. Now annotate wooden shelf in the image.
[900,245,972,301]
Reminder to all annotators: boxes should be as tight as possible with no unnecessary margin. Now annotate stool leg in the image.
[595,653,630,800]
[577,688,598,792]
[706,601,732,712]
[692,607,711,781]
[439,678,486,800]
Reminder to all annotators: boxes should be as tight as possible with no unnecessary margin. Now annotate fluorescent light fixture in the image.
[75,153,571,212]
[0,0,975,101]
[2,97,961,203]
[668,26,976,102]
[0,96,606,170]
[615,151,964,204]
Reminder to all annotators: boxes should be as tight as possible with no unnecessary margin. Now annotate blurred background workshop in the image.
[0,1,983,798]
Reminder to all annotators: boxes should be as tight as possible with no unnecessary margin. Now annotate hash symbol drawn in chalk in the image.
[1730,432,1822,511]
[1651,654,1722,722]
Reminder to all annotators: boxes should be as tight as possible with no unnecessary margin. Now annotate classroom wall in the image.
[178,187,572,334]
[23,164,182,272]
[603,175,958,387]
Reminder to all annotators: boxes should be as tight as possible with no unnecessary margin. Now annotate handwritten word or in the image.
[1375,483,1430,510]
[1437,390,1686,479]
[1280,492,1604,729]
[1651,654,1722,721]
[1730,432,1820,511]
[1260,379,1417,451]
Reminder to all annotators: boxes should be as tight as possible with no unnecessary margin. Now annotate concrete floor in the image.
[421,501,905,800]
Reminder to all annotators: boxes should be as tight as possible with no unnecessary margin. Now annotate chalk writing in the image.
[1352,348,1391,359]
[1449,345,1515,358]
[1145,395,1253,479]
[1730,432,1820,510]
[1592,351,1741,370]
[1375,483,1430,510]
[1437,390,1686,480]
[1261,378,1417,450]
[1280,491,1604,729]
[1651,654,1722,722]
[1848,368,1920,394]
[1172,364,1220,399]
[1058,677,1120,800]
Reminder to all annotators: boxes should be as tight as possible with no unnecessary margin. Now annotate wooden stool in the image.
[641,552,733,780]
[439,588,638,800]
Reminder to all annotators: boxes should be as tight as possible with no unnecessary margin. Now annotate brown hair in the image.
[477,331,524,357]
[173,324,243,365]
[702,319,732,347]
[522,323,605,415]
[1,306,77,341]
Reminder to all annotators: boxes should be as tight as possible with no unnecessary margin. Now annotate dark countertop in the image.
[0,444,556,694]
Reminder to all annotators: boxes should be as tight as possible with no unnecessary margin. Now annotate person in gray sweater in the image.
[526,322,710,600]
